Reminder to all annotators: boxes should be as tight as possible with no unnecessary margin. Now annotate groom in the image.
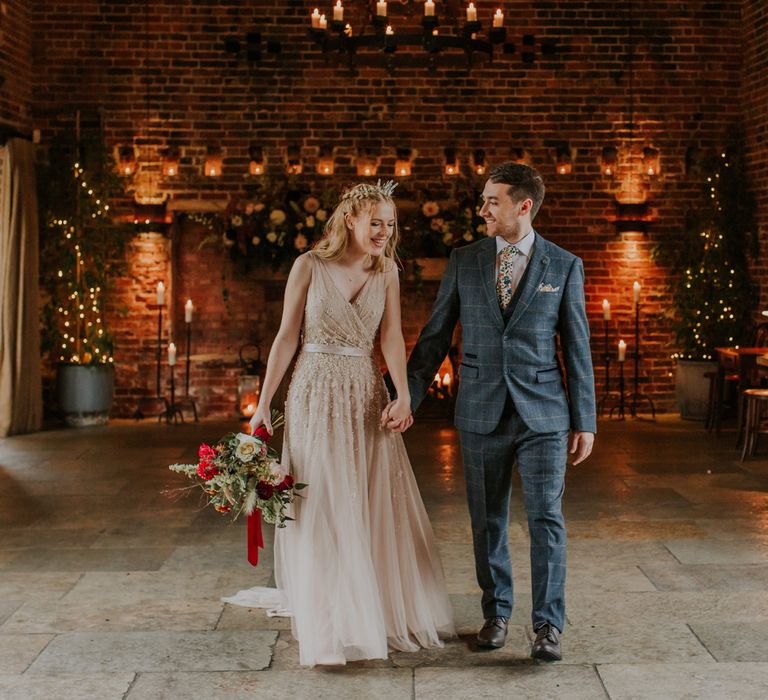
[387,162,596,661]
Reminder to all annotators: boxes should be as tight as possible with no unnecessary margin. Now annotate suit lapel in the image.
[478,237,505,332]
[505,232,551,331]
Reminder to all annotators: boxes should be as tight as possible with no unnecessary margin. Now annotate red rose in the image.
[254,426,271,443]
[197,462,219,481]
[198,443,216,461]
[277,474,294,492]
[256,480,274,500]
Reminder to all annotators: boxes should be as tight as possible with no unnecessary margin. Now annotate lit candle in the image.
[377,1,387,17]
[425,0,435,16]
[311,8,320,28]
[318,13,327,29]
[618,340,626,362]
[442,372,452,387]
[333,1,343,22]
[633,281,641,304]
[493,8,504,27]
[168,342,177,366]
[185,299,194,323]
[344,23,353,36]
[156,282,165,305]
[434,372,441,386]
[602,299,611,321]
[466,2,477,22]
[385,24,394,35]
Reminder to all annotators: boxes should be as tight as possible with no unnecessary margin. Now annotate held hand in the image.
[249,405,273,437]
[380,399,414,433]
[569,431,594,465]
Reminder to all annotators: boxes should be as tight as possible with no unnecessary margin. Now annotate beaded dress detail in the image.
[271,252,454,666]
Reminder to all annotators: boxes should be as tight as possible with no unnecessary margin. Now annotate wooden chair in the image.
[740,388,768,460]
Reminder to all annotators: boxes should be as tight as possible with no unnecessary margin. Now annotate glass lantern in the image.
[237,375,261,418]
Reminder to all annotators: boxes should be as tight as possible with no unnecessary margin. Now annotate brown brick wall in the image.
[0,0,33,130]
[29,1,759,417]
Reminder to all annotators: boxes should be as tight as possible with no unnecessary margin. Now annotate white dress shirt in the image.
[495,230,535,298]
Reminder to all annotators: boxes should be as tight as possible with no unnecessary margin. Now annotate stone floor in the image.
[1,415,768,699]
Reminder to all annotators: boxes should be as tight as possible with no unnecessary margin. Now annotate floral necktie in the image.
[496,245,521,310]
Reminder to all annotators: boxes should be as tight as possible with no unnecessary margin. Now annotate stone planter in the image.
[675,359,716,421]
[56,364,115,427]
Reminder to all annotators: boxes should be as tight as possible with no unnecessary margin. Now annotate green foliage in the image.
[653,135,758,360]
[39,136,132,364]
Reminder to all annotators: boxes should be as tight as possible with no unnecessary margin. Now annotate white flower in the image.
[463,232,474,242]
[266,232,278,243]
[316,209,327,222]
[269,460,287,482]
[235,433,259,462]
[269,209,286,225]
[252,236,261,246]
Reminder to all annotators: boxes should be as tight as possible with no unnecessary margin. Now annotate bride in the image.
[227,181,455,667]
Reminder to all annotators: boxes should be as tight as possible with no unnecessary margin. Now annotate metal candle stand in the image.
[627,301,656,419]
[134,302,170,420]
[172,320,199,422]
[597,318,624,418]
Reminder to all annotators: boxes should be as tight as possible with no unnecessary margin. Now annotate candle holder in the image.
[597,319,626,419]
[164,363,184,424]
[133,301,170,421]
[610,359,626,421]
[173,320,200,422]
[628,301,657,420]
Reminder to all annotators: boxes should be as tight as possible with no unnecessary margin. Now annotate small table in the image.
[714,347,766,435]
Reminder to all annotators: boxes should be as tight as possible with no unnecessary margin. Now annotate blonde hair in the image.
[313,182,400,272]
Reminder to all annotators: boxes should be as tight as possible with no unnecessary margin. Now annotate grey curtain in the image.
[0,138,42,436]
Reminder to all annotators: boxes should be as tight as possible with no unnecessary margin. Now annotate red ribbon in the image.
[247,509,264,566]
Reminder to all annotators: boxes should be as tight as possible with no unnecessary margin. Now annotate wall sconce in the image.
[614,200,650,234]
[444,147,459,176]
[286,145,303,175]
[394,147,413,177]
[643,147,660,176]
[161,148,179,177]
[117,145,137,176]
[316,145,335,175]
[356,149,379,177]
[601,146,617,176]
[248,145,265,175]
[471,149,486,176]
[204,147,223,177]
[510,147,528,165]
[555,144,573,175]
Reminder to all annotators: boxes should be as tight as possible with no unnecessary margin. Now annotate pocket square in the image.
[538,283,560,293]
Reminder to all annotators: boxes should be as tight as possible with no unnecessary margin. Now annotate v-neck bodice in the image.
[301,252,386,354]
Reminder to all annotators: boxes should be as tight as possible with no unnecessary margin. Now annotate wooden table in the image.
[716,347,766,391]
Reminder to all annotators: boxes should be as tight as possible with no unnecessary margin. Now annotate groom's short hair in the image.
[488,163,545,220]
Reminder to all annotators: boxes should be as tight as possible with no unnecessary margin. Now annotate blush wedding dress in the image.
[223,252,455,667]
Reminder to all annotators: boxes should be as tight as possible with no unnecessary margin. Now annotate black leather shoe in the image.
[531,622,561,661]
[477,616,508,648]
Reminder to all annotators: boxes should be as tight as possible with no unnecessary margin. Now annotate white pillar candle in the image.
[311,8,320,28]
[168,342,177,366]
[618,340,626,362]
[425,1,435,16]
[466,2,477,22]
[333,1,343,22]
[493,8,504,27]
[434,372,441,386]
[156,282,164,305]
[318,13,327,29]
[377,1,387,17]
[185,299,194,323]
[633,281,641,304]
[602,299,611,321]
[385,24,394,35]
[442,372,452,387]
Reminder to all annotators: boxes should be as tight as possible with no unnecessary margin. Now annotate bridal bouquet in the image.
[168,412,305,566]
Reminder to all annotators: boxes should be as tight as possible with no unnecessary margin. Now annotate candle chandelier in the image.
[309,1,558,72]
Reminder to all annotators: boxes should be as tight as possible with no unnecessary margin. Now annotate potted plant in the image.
[654,131,758,419]
[39,134,130,427]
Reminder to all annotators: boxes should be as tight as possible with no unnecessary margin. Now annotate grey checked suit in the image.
[407,232,596,631]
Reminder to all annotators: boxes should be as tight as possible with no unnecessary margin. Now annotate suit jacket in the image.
[407,232,597,435]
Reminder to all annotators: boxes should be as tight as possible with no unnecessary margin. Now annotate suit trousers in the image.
[459,396,569,632]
